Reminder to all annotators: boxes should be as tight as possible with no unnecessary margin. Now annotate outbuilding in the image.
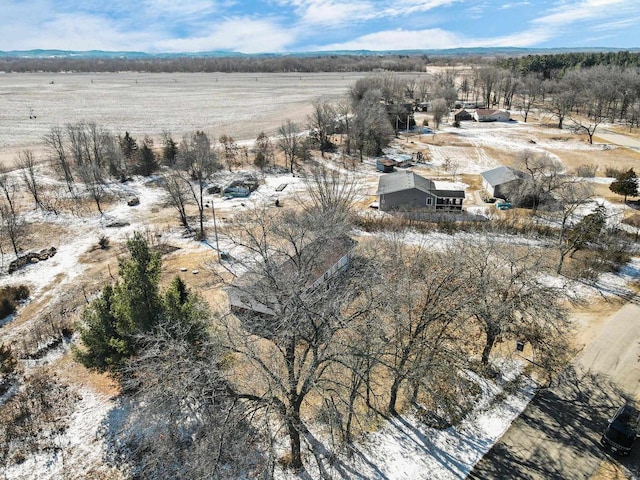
[481,166,520,199]
[453,108,473,122]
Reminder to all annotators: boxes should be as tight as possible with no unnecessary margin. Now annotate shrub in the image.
[575,164,597,178]
[605,166,624,178]
[0,285,30,319]
[98,235,110,249]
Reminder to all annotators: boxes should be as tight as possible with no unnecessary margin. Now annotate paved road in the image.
[595,129,640,153]
[469,303,640,480]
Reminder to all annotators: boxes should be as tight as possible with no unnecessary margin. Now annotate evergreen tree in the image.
[120,132,138,162]
[161,132,178,166]
[136,139,158,176]
[609,168,638,202]
[75,232,163,373]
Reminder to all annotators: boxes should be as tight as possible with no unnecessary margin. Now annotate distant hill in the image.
[1,47,638,59]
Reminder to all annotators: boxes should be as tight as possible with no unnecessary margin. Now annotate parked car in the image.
[495,200,512,210]
[601,404,639,455]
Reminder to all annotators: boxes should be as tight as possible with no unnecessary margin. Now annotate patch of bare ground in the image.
[426,132,475,147]
[569,298,625,353]
[548,147,640,174]
[50,353,119,398]
[590,459,632,480]
[482,146,518,167]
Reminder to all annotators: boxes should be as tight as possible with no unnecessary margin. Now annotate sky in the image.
[1,0,639,54]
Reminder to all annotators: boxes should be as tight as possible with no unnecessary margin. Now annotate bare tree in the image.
[113,318,270,479]
[254,131,274,170]
[378,240,468,415]
[300,166,360,221]
[545,78,578,129]
[461,239,570,367]
[44,126,75,193]
[475,66,500,108]
[351,89,394,161]
[335,101,353,156]
[77,162,107,215]
[508,150,565,214]
[178,131,219,239]
[549,181,595,273]
[307,101,336,157]
[219,134,239,172]
[223,207,376,470]
[0,201,24,257]
[16,150,43,210]
[517,73,543,123]
[162,171,192,229]
[431,98,449,130]
[277,120,301,174]
[0,169,18,218]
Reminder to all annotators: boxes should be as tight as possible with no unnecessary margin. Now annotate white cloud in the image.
[499,1,531,9]
[533,0,636,27]
[1,12,156,51]
[154,18,295,53]
[315,28,467,51]
[298,1,376,26]
[278,0,461,27]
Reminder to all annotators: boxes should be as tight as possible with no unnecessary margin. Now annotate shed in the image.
[453,109,473,122]
[377,171,465,212]
[481,166,520,199]
[376,158,396,173]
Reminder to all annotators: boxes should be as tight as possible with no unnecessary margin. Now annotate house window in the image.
[426,198,432,205]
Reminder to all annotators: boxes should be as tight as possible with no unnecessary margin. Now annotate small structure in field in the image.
[377,171,465,212]
[376,158,396,173]
[474,109,511,122]
[453,109,473,122]
[223,177,260,198]
[481,166,521,200]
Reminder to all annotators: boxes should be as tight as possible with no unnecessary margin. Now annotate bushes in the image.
[0,285,30,319]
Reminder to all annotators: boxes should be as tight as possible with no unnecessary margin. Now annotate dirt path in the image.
[469,301,640,480]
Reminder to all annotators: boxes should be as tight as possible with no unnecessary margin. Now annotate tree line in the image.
[0,54,429,73]
[498,50,640,78]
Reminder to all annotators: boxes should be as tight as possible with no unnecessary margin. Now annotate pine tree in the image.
[75,232,162,373]
[609,168,638,202]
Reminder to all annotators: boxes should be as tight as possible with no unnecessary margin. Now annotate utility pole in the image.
[211,202,221,263]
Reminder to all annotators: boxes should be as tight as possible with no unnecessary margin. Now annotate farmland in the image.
[0,72,425,165]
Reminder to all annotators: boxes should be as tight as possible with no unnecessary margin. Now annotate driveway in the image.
[594,129,640,154]
[469,302,640,480]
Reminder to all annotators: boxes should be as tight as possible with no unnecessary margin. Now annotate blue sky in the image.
[1,0,639,53]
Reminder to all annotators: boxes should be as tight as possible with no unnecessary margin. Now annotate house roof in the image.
[475,109,499,116]
[377,171,435,195]
[481,166,518,187]
[227,235,355,316]
[453,108,471,115]
[377,171,465,198]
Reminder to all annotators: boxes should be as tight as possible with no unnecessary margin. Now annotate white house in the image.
[474,109,511,122]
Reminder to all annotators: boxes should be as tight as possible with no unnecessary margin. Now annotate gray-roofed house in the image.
[377,171,465,212]
[481,166,520,199]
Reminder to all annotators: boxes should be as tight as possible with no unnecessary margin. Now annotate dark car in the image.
[601,404,639,455]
